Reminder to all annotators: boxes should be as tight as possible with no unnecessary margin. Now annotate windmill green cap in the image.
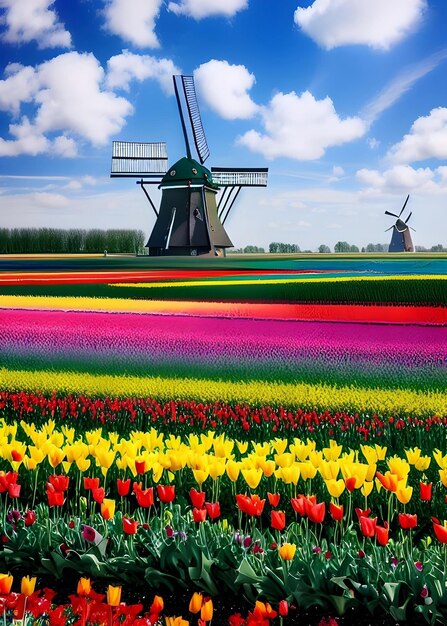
[160,157,219,189]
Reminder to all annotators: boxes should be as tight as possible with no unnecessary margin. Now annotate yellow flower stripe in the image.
[0,295,195,313]
[113,275,447,289]
[1,368,445,416]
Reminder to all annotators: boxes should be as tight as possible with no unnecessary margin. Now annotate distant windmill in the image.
[111,75,268,257]
[385,195,415,252]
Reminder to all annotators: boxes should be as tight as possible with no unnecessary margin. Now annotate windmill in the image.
[111,75,268,256]
[385,195,415,252]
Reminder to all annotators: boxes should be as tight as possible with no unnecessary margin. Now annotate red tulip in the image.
[117,478,131,497]
[235,494,265,517]
[48,475,70,492]
[329,502,344,522]
[433,520,447,543]
[359,515,377,537]
[420,482,432,502]
[46,488,64,507]
[345,477,357,492]
[83,477,100,491]
[7,483,21,498]
[205,502,221,519]
[135,460,146,475]
[267,492,280,507]
[91,487,105,504]
[278,600,289,617]
[190,488,206,509]
[290,496,306,516]
[355,507,371,520]
[271,510,286,531]
[375,522,389,546]
[135,487,154,508]
[122,516,139,535]
[157,485,175,503]
[0,472,18,492]
[399,513,417,529]
[24,510,36,526]
[193,508,207,523]
[307,501,325,524]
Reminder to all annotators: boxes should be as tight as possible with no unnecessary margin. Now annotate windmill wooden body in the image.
[111,75,268,256]
[385,195,415,252]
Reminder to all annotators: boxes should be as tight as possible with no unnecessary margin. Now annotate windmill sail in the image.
[385,195,414,252]
[181,75,210,165]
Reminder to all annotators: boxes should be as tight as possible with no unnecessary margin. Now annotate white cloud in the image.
[106,50,180,94]
[0,52,134,157]
[294,0,426,50]
[194,60,258,120]
[168,0,248,19]
[0,0,71,48]
[103,0,163,48]
[386,107,447,164]
[0,64,39,115]
[356,164,447,193]
[367,137,380,149]
[238,90,366,160]
[31,191,69,208]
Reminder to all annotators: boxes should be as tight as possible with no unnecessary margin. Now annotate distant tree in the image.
[334,241,351,253]
[350,245,359,253]
[318,244,331,253]
[415,245,428,252]
[430,244,446,252]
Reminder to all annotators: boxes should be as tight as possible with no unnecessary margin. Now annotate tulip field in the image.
[0,253,446,625]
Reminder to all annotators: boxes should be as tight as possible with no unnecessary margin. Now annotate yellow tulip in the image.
[101,498,116,520]
[23,456,38,471]
[439,468,447,488]
[361,445,378,465]
[296,461,317,480]
[225,460,240,482]
[77,577,91,596]
[107,585,122,606]
[242,468,263,490]
[275,465,300,485]
[200,597,213,622]
[0,573,13,594]
[318,460,339,481]
[258,458,275,478]
[208,459,226,480]
[325,478,345,498]
[387,457,410,481]
[21,575,37,596]
[252,442,270,456]
[279,543,296,561]
[165,617,189,626]
[236,441,248,455]
[189,591,203,613]
[48,445,65,468]
[272,438,288,455]
[405,447,421,465]
[192,468,209,487]
[213,437,234,458]
[274,453,295,468]
[396,482,413,505]
[76,457,91,472]
[415,456,431,472]
[361,481,374,497]
[323,440,342,461]
[434,449,447,469]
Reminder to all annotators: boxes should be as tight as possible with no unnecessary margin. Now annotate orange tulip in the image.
[200,597,213,622]
[0,573,13,594]
[77,577,91,596]
[189,591,203,614]
[21,575,37,596]
[107,585,122,606]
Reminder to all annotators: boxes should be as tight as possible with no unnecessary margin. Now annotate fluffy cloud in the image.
[386,108,447,164]
[0,0,71,48]
[238,91,366,160]
[106,50,180,94]
[168,0,248,19]
[103,0,163,48]
[0,64,39,115]
[194,60,258,120]
[294,0,426,50]
[0,51,133,156]
[356,164,446,193]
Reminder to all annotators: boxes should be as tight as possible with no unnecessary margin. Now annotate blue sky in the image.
[0,0,446,250]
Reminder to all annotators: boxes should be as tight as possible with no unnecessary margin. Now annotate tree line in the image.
[0,228,146,254]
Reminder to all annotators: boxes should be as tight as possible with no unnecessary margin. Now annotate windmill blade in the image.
[385,210,399,218]
[398,194,410,217]
[410,227,416,232]
[181,75,210,165]
[384,226,394,232]
[405,211,412,223]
